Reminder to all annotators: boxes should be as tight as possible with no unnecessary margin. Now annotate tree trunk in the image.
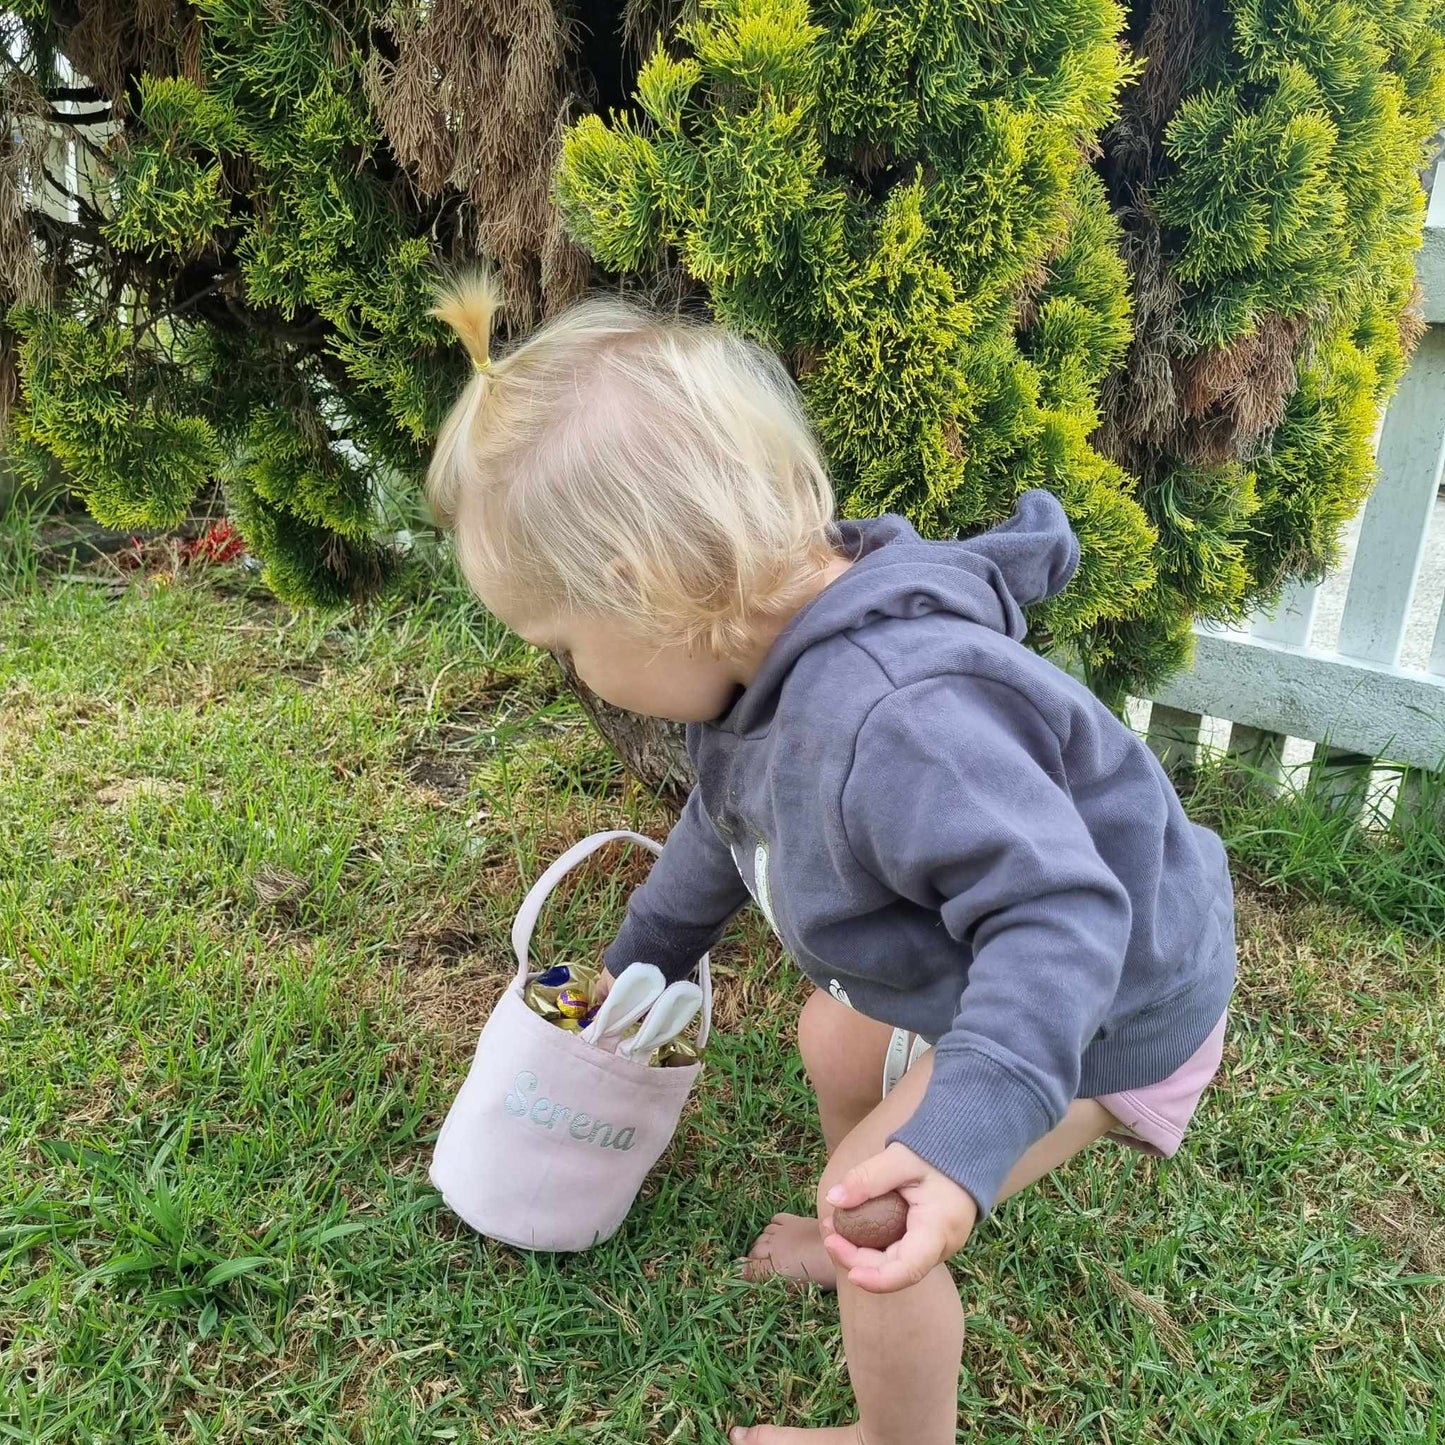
[558,656,694,810]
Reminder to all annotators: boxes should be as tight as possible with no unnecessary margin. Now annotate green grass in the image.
[1188,761,1445,942]
[2,550,1443,1443]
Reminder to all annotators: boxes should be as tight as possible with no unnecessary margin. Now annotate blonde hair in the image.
[426,274,838,658]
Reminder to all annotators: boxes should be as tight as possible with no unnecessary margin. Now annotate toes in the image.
[743,1214,795,1264]
[739,1235,779,1279]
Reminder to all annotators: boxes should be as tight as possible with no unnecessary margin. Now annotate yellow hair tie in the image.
[474,357,491,375]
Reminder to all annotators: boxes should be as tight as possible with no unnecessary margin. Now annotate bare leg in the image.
[742,992,892,1285]
[743,991,1116,1288]
[732,1051,1117,1444]
[823,1053,963,1444]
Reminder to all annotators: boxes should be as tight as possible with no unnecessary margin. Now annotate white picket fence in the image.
[1141,164,1445,806]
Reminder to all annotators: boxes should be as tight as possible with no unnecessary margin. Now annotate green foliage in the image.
[556,116,666,274]
[1152,8,1444,352]
[14,308,223,529]
[104,77,239,260]
[1106,0,1445,692]
[558,0,1157,655]
[5,0,466,605]
[1021,173,1134,418]
[5,0,1444,696]
[1156,71,1345,329]
[1246,327,1385,589]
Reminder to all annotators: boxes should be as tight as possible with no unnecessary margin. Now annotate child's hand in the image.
[591,967,616,1006]
[822,1142,978,1294]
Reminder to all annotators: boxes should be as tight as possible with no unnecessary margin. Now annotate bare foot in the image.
[740,1212,839,1288]
[729,1426,864,1444]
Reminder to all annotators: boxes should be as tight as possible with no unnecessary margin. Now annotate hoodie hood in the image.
[722,489,1079,734]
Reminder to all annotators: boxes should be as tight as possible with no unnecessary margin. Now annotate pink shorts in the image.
[883,1011,1228,1158]
[1096,1011,1228,1156]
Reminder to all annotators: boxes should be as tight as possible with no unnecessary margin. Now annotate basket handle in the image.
[510,830,712,1050]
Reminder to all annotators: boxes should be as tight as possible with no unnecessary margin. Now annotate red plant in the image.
[185,521,246,565]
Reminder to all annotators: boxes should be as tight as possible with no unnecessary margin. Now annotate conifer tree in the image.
[5,0,1444,706]
[1,0,593,603]
[1087,0,1445,690]
[558,0,1445,696]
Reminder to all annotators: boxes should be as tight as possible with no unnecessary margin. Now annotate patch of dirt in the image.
[1356,1193,1445,1275]
[401,750,471,804]
[393,913,514,1052]
[400,919,494,968]
[0,700,39,763]
[401,961,510,1053]
[95,777,185,808]
[1232,880,1428,1028]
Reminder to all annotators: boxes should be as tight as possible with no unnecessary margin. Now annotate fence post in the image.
[1432,572,1445,679]
[1315,325,1445,809]
[1337,329,1445,666]
[1224,580,1320,785]
[1226,725,1286,779]
[1393,768,1445,833]
[1390,201,1445,831]
[1147,703,1204,774]
[1395,585,1445,833]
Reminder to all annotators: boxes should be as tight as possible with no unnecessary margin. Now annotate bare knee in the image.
[814,1153,851,1225]
[798,990,858,1090]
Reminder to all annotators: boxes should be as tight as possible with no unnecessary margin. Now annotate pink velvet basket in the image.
[429,831,713,1252]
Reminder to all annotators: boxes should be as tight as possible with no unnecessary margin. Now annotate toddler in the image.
[428,275,1236,1445]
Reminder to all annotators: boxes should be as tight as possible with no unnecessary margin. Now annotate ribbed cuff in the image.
[604,914,701,985]
[889,1044,1054,1218]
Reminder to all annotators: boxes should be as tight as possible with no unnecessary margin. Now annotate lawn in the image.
[2,557,1442,1443]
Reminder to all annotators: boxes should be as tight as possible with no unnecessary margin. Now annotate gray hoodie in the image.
[606,491,1235,1216]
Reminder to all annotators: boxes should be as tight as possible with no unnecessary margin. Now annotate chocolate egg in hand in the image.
[831,1191,909,1251]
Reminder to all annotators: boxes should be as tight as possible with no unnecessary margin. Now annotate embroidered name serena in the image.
[503,1070,637,1151]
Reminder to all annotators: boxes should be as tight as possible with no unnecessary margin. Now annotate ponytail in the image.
[432,270,503,374]
[426,271,504,527]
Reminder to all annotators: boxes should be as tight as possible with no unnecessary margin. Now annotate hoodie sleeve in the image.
[605,787,751,983]
[841,675,1132,1217]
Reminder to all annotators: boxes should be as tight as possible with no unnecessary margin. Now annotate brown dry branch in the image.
[62,0,200,117]
[1396,282,1428,359]
[1,75,51,430]
[1173,313,1310,465]
[1096,213,1189,475]
[1096,0,1303,477]
[365,0,588,325]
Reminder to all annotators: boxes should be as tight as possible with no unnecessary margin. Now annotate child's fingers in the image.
[841,1225,947,1295]
[821,1231,880,1273]
[825,1143,919,1210]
